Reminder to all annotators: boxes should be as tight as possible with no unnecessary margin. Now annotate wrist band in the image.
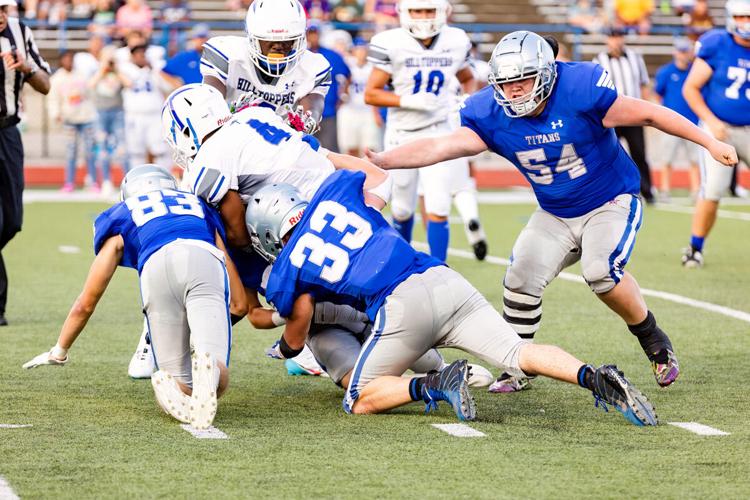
[279,336,303,359]
[271,311,286,326]
[51,344,68,359]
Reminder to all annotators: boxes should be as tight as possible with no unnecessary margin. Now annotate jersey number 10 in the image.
[412,70,445,95]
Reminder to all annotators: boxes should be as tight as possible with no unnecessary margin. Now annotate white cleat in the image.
[189,351,219,430]
[151,370,191,424]
[285,344,329,377]
[128,329,155,379]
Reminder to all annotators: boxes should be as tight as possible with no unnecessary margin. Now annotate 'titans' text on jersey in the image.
[186,105,334,205]
[368,26,471,130]
[460,62,641,218]
[695,29,750,126]
[200,36,332,110]
[93,190,225,272]
[265,170,441,320]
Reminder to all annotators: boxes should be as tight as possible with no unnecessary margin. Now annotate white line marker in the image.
[668,422,730,436]
[0,424,32,429]
[416,244,750,325]
[57,245,81,254]
[432,423,486,438]
[180,424,228,439]
[654,203,750,222]
[0,476,20,500]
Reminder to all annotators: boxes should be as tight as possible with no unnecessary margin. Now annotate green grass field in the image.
[1,197,749,499]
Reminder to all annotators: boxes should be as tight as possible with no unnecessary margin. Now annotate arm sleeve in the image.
[187,166,230,206]
[309,61,333,97]
[367,33,392,73]
[162,54,182,77]
[22,23,51,75]
[200,39,230,82]
[93,206,125,255]
[695,33,718,70]
[459,96,491,147]
[586,63,619,121]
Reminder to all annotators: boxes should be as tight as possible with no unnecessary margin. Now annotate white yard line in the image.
[668,422,730,436]
[180,424,228,439]
[414,243,750,325]
[432,423,486,437]
[654,203,750,222]
[57,245,81,254]
[0,424,32,429]
[0,476,20,500]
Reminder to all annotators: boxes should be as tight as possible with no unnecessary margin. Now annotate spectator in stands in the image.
[69,0,94,20]
[115,30,165,69]
[672,0,696,17]
[333,0,365,24]
[686,0,713,40]
[160,0,191,56]
[89,0,117,40]
[88,45,129,194]
[50,51,99,193]
[307,22,350,152]
[161,23,209,88]
[364,0,399,30]
[594,26,655,202]
[653,38,701,201]
[303,0,331,20]
[569,0,605,33]
[614,0,654,34]
[116,0,153,40]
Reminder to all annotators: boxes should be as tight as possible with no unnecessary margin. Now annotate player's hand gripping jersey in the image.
[265,170,442,320]
[94,189,225,272]
[187,105,334,205]
[200,36,332,112]
[460,62,641,218]
[368,26,471,130]
[695,29,750,126]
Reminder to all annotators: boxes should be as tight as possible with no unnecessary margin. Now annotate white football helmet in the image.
[727,0,750,39]
[245,183,308,263]
[398,0,450,40]
[120,164,177,201]
[161,84,232,168]
[488,31,557,118]
[245,0,307,78]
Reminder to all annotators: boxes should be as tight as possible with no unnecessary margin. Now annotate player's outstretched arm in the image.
[365,126,488,170]
[276,294,314,359]
[681,58,727,140]
[602,95,738,167]
[218,190,252,248]
[214,231,248,320]
[326,152,390,209]
[23,236,122,369]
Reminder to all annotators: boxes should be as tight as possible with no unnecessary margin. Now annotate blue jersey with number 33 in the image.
[460,62,641,218]
[93,189,225,273]
[265,170,442,320]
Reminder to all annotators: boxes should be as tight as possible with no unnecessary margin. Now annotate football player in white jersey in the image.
[200,0,331,135]
[364,0,476,263]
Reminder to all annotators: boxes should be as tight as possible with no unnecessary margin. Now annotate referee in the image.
[0,0,50,326]
[594,27,655,203]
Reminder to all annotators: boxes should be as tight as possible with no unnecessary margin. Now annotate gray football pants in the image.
[344,266,527,413]
[140,241,231,385]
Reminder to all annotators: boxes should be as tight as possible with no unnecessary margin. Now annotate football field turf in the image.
[1,197,748,498]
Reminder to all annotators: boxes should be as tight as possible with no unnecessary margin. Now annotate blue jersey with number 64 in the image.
[460,62,641,218]
[93,189,226,273]
[265,171,442,320]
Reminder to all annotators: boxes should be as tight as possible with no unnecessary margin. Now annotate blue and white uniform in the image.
[653,60,701,167]
[460,62,643,335]
[692,29,750,200]
[264,170,526,412]
[94,189,232,383]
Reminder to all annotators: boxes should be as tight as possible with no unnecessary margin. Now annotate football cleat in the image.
[681,247,704,268]
[151,370,190,424]
[466,219,488,261]
[590,365,658,426]
[128,329,155,379]
[284,345,329,377]
[189,351,219,430]
[422,359,476,421]
[651,348,680,387]
[488,372,532,393]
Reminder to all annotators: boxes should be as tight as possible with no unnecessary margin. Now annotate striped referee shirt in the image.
[593,48,649,99]
[0,16,50,118]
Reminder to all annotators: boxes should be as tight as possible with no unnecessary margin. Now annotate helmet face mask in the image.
[398,0,449,39]
[488,31,558,118]
[245,183,309,263]
[245,0,307,78]
[120,164,178,201]
[726,0,750,39]
[162,84,232,169]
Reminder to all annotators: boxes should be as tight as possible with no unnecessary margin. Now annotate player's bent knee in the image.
[390,201,414,222]
[582,260,617,294]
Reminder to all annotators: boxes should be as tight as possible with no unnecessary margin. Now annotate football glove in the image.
[399,92,440,112]
[282,105,319,135]
[23,346,69,369]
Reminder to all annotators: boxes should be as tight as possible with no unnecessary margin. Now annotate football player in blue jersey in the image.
[681,0,750,268]
[245,171,659,426]
[22,165,247,430]
[366,31,738,393]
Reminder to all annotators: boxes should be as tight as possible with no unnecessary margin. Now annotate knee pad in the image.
[390,199,414,221]
[502,287,542,339]
[423,191,452,218]
[582,259,617,294]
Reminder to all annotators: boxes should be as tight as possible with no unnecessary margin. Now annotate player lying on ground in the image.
[246,171,659,426]
[366,31,739,393]
[23,166,246,430]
